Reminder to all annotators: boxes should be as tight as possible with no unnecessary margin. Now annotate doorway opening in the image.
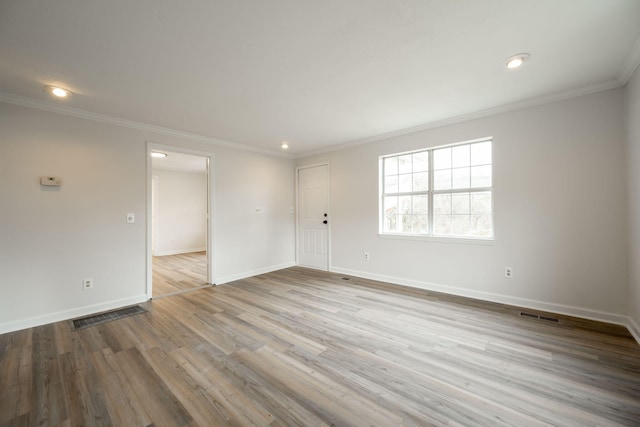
[147,145,214,298]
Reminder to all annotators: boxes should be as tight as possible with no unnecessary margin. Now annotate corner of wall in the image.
[627,316,640,346]
[625,57,640,341]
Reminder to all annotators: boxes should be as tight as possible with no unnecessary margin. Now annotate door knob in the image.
[323,220,328,224]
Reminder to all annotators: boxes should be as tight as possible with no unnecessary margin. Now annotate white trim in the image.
[147,146,153,298]
[0,91,292,158]
[0,295,148,335]
[299,79,622,158]
[151,175,160,256]
[618,34,640,85]
[215,262,296,285]
[628,316,640,346]
[0,80,627,161]
[378,233,495,245]
[155,248,207,256]
[330,266,630,326]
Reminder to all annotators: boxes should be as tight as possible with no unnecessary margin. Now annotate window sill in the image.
[378,233,495,245]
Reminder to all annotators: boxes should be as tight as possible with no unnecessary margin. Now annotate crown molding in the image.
[618,34,640,85]
[297,79,624,159]
[1,72,630,162]
[0,91,294,159]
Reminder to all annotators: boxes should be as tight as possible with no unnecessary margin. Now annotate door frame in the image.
[296,162,330,271]
[151,174,159,256]
[146,142,215,299]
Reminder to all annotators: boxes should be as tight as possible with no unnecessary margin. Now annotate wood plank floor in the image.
[152,252,208,297]
[1,267,640,426]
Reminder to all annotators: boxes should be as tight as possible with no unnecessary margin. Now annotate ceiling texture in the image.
[1,0,640,156]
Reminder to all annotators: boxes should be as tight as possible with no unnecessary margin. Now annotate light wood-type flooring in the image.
[152,251,208,297]
[1,267,640,426]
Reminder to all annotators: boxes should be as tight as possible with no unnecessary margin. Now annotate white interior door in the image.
[298,164,329,270]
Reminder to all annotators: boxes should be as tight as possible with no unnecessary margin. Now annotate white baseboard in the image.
[0,294,148,335]
[330,266,630,327]
[628,316,640,346]
[216,261,296,285]
[155,247,206,256]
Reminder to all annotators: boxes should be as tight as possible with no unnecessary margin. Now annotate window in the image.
[381,138,493,239]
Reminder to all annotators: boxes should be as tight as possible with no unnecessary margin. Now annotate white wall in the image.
[153,169,207,256]
[0,102,296,333]
[298,88,628,324]
[626,65,640,340]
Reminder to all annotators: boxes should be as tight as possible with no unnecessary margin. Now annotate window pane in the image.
[470,192,491,214]
[470,214,492,237]
[399,174,412,192]
[471,141,491,166]
[384,157,398,175]
[452,167,470,189]
[452,193,470,214]
[398,155,412,174]
[384,215,398,232]
[413,172,428,191]
[413,151,429,172]
[471,165,491,188]
[384,196,397,213]
[399,196,412,214]
[433,194,451,215]
[433,147,451,170]
[433,214,451,235]
[413,215,428,234]
[383,196,398,232]
[413,195,428,214]
[384,175,398,193]
[452,215,470,236]
[452,144,470,168]
[434,169,451,190]
[401,214,413,233]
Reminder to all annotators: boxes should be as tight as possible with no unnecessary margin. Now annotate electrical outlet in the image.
[83,278,94,290]
[505,267,513,279]
[364,252,370,261]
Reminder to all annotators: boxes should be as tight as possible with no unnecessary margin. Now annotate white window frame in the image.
[379,137,494,241]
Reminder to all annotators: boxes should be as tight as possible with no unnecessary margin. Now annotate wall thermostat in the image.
[40,176,61,186]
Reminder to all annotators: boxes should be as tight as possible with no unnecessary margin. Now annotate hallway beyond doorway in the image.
[152,251,208,297]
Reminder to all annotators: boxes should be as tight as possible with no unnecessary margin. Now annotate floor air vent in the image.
[520,312,539,319]
[73,305,147,330]
[520,312,559,323]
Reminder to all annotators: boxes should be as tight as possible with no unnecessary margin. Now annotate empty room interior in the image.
[2,1,640,426]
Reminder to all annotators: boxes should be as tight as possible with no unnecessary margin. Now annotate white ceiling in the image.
[152,151,208,173]
[1,0,639,156]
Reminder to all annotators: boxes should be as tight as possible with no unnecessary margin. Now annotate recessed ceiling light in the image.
[505,53,530,69]
[151,152,168,158]
[281,142,289,150]
[44,85,73,98]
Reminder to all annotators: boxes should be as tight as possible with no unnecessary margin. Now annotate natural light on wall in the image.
[380,138,493,239]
